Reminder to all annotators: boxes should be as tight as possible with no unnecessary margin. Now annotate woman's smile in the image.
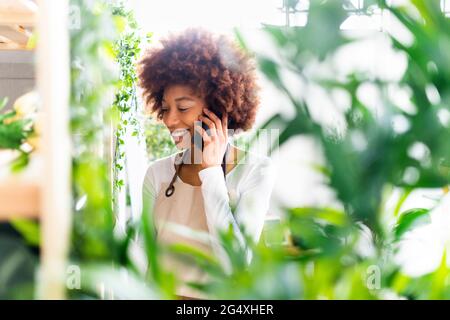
[170,128,190,145]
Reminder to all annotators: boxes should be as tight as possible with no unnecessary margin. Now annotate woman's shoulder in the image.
[235,147,274,171]
[144,150,182,183]
[229,146,277,185]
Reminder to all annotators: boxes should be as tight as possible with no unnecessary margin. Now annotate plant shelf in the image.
[0,179,40,220]
[0,0,36,50]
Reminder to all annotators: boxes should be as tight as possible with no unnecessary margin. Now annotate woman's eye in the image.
[161,107,188,113]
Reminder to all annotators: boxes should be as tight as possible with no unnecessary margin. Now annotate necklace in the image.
[165,143,230,197]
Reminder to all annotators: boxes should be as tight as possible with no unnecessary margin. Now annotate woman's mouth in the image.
[171,129,190,144]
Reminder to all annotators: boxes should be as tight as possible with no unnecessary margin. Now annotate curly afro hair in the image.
[138,27,260,132]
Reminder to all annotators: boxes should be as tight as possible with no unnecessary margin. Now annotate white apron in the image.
[153,177,213,299]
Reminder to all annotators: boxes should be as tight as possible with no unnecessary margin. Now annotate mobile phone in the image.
[193,110,222,151]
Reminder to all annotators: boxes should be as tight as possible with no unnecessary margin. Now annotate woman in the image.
[138,28,276,299]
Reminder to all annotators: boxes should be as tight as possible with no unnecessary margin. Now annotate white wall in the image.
[0,50,35,111]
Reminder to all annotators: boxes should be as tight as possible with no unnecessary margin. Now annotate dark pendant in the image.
[165,185,175,197]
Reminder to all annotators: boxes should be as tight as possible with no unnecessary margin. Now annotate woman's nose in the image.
[164,109,179,128]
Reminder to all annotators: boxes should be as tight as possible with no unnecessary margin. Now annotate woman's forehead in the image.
[163,84,201,101]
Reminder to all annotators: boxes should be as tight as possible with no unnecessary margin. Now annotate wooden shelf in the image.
[0,0,36,50]
[0,179,40,220]
[0,0,71,299]
[0,150,40,220]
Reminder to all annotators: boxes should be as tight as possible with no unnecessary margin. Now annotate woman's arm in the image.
[198,156,276,274]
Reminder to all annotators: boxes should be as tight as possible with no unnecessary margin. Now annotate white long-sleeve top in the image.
[141,146,277,277]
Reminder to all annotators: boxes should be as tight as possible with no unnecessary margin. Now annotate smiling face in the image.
[161,84,207,149]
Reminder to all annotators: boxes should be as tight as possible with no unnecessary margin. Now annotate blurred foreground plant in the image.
[171,0,450,299]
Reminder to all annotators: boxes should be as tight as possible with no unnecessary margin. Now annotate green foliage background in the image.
[1,0,450,300]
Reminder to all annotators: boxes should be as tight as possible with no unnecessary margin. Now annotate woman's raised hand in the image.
[195,108,228,170]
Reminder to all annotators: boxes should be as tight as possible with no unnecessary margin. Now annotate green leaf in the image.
[0,110,16,123]
[10,151,30,173]
[168,243,220,270]
[79,263,160,299]
[9,219,40,247]
[290,207,348,226]
[0,118,31,149]
[258,57,282,88]
[0,97,8,110]
[0,235,37,299]
[393,188,412,217]
[113,15,127,34]
[394,208,431,241]
[301,0,349,59]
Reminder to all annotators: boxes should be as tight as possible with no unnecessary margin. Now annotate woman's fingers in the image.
[195,122,211,143]
[222,112,228,137]
[199,114,217,137]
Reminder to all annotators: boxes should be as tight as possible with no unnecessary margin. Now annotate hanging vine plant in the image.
[111,2,146,194]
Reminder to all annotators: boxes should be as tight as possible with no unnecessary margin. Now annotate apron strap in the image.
[165,143,230,197]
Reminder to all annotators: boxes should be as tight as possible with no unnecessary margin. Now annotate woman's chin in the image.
[171,130,192,150]
[174,139,191,150]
